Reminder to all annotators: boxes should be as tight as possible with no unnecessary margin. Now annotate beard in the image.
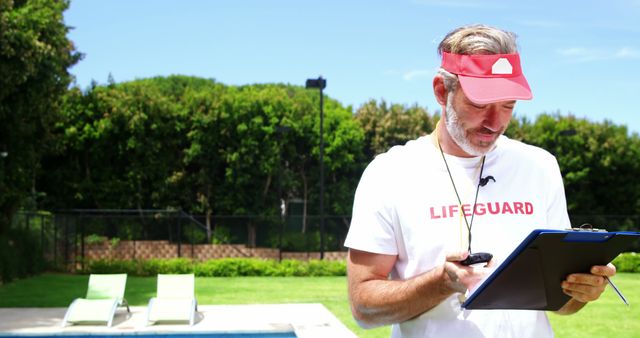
[444,92,497,156]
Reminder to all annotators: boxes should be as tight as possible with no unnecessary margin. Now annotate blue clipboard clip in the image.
[563,224,629,306]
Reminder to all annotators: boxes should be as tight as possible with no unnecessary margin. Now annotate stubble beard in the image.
[444,92,494,157]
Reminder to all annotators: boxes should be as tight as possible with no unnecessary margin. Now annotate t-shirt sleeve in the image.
[344,156,398,255]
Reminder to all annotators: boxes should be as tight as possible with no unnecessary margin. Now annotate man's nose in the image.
[482,105,502,132]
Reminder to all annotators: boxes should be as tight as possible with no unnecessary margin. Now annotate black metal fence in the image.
[11,209,351,270]
[10,210,639,270]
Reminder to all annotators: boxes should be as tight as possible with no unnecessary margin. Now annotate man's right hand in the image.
[347,248,495,328]
[443,250,493,293]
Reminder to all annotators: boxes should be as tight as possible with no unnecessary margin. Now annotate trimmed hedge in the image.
[80,252,638,277]
[83,258,346,277]
[612,252,640,273]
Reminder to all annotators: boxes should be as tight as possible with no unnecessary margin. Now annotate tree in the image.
[182,81,231,242]
[0,0,81,233]
[354,100,435,159]
[507,113,640,230]
[40,78,367,248]
[211,84,365,247]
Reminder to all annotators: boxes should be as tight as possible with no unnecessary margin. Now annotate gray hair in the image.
[437,24,519,92]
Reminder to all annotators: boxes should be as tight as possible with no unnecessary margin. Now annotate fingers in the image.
[590,263,616,277]
[446,250,469,262]
[561,272,608,303]
[443,261,492,294]
[561,282,606,302]
[565,273,607,286]
[561,263,617,303]
[443,263,468,293]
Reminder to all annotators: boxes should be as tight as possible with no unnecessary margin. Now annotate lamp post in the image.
[276,125,291,262]
[0,145,7,181]
[0,146,7,229]
[305,76,326,259]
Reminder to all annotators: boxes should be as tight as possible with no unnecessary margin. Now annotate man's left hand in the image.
[561,263,616,303]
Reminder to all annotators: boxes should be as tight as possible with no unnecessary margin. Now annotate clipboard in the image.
[462,228,640,311]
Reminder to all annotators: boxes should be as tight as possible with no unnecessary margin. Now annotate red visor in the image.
[441,52,532,104]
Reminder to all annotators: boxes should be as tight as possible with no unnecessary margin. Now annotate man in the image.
[344,24,615,338]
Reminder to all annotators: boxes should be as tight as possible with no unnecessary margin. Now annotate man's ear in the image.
[433,75,448,106]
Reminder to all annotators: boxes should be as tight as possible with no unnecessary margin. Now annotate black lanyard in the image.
[436,140,486,254]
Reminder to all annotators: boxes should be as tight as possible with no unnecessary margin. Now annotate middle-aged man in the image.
[344,24,615,338]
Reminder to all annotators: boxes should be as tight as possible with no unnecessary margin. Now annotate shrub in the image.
[137,259,163,276]
[82,257,347,277]
[308,259,347,276]
[138,258,194,276]
[277,259,309,277]
[84,234,106,245]
[193,258,278,277]
[85,259,138,274]
[612,252,640,273]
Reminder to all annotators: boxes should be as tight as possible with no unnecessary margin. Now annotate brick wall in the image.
[85,240,347,261]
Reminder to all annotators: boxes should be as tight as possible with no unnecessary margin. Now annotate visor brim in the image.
[458,74,532,104]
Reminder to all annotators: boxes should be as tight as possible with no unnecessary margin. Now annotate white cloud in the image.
[615,47,640,59]
[411,0,503,9]
[557,47,640,62]
[557,47,599,61]
[557,48,586,56]
[516,19,562,28]
[403,69,433,81]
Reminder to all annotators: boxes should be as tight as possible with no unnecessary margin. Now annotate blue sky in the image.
[64,0,640,134]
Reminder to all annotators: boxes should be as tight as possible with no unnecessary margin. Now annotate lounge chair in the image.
[146,273,198,326]
[62,273,130,327]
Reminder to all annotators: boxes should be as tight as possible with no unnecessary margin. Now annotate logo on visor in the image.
[491,58,513,75]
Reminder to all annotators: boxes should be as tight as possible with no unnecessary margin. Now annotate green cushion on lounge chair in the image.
[64,299,118,323]
[86,274,128,299]
[147,274,198,326]
[62,274,129,327]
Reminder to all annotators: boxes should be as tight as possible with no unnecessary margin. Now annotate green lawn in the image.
[548,273,640,338]
[1,273,638,338]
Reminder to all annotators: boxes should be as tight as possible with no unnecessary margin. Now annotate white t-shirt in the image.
[344,135,571,338]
